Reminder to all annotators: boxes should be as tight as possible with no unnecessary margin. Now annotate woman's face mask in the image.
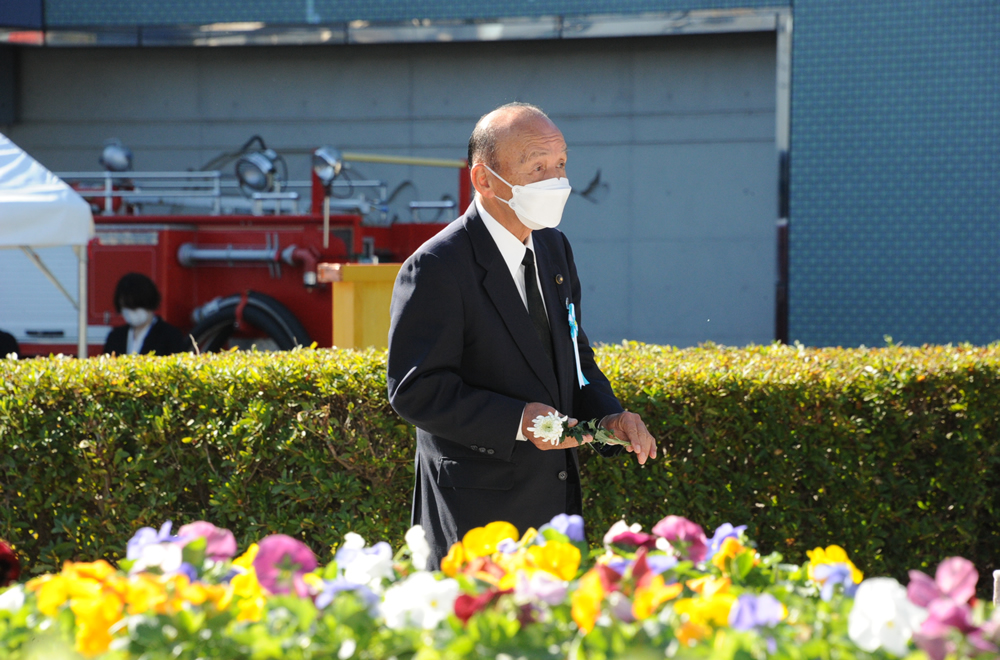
[121,308,153,329]
[483,164,572,231]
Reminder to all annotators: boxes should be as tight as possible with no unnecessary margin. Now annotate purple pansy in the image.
[515,571,568,606]
[729,593,785,630]
[813,563,859,601]
[543,514,585,542]
[126,522,185,561]
[708,523,747,560]
[497,538,519,554]
[315,577,380,612]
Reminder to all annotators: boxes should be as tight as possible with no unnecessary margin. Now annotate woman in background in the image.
[102,273,194,356]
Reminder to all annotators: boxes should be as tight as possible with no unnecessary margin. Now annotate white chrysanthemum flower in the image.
[404,525,431,571]
[848,577,926,656]
[381,571,459,630]
[528,412,568,445]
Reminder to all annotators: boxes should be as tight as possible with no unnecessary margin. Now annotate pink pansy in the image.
[253,534,318,598]
[914,598,998,660]
[610,531,658,549]
[908,558,996,660]
[178,521,238,562]
[908,557,978,607]
[651,515,708,563]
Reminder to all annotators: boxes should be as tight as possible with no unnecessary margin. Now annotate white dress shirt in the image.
[476,197,547,316]
[127,317,157,355]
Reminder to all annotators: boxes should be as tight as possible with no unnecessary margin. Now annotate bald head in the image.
[468,102,554,173]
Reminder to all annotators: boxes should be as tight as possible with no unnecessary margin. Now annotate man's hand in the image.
[521,402,592,451]
[601,411,657,465]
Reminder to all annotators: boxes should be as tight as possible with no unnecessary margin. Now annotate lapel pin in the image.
[555,274,564,284]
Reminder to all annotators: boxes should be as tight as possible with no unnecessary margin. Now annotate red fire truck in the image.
[19,138,468,356]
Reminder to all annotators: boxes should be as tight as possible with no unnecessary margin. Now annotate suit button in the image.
[557,470,568,481]
[555,274,564,284]
[470,445,478,451]
[479,447,487,453]
[487,448,495,455]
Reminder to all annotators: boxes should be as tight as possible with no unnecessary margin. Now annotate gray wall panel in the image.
[631,142,776,241]
[6,32,777,347]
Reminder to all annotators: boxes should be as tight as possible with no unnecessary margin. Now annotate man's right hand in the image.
[521,402,592,451]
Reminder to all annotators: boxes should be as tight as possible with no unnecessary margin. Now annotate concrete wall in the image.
[2,31,778,346]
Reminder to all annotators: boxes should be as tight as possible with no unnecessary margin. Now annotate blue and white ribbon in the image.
[567,302,589,389]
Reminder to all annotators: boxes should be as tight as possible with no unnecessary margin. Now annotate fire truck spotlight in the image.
[99,139,132,172]
[236,149,278,193]
[312,146,343,186]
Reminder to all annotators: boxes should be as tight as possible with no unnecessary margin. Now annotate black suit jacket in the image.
[387,205,624,568]
[0,331,19,358]
[102,317,194,356]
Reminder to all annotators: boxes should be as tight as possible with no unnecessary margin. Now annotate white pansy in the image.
[848,577,927,656]
[0,585,24,612]
[381,571,459,630]
[130,542,183,575]
[655,537,674,553]
[603,520,643,548]
[341,543,395,592]
[337,638,357,659]
[527,412,568,446]
[404,525,431,571]
[341,533,366,550]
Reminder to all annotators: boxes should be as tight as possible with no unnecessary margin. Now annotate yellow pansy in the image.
[677,620,713,646]
[632,574,683,620]
[686,575,731,598]
[71,560,117,583]
[30,561,113,617]
[231,567,266,622]
[71,590,123,658]
[441,542,466,577]
[462,521,519,559]
[519,528,538,546]
[125,573,168,615]
[526,541,581,582]
[570,568,605,634]
[674,592,738,628]
[806,545,863,584]
[233,543,259,571]
[711,537,749,572]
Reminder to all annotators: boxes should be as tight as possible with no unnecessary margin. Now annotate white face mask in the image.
[484,164,572,230]
[121,308,153,328]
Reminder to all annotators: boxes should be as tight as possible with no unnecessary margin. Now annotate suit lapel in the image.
[533,235,573,408]
[465,212,560,403]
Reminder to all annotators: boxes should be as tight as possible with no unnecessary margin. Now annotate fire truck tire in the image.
[190,291,311,352]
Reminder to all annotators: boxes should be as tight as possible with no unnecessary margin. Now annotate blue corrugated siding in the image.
[43,0,784,27]
[789,0,1000,346]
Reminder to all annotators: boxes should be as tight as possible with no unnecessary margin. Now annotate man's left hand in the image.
[601,412,657,465]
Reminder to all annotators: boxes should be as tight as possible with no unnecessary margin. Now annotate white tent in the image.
[0,133,95,357]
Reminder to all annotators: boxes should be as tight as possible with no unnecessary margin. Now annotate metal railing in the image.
[57,171,224,215]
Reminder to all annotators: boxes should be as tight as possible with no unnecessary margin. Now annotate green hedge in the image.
[2,343,1000,594]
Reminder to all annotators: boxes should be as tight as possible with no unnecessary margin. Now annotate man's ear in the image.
[470,163,495,199]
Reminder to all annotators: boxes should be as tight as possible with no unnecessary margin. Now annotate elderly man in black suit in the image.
[387,102,657,569]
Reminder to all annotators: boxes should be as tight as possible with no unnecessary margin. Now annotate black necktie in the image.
[522,248,553,364]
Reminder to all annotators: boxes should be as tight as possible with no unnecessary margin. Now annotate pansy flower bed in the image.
[1,515,998,659]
